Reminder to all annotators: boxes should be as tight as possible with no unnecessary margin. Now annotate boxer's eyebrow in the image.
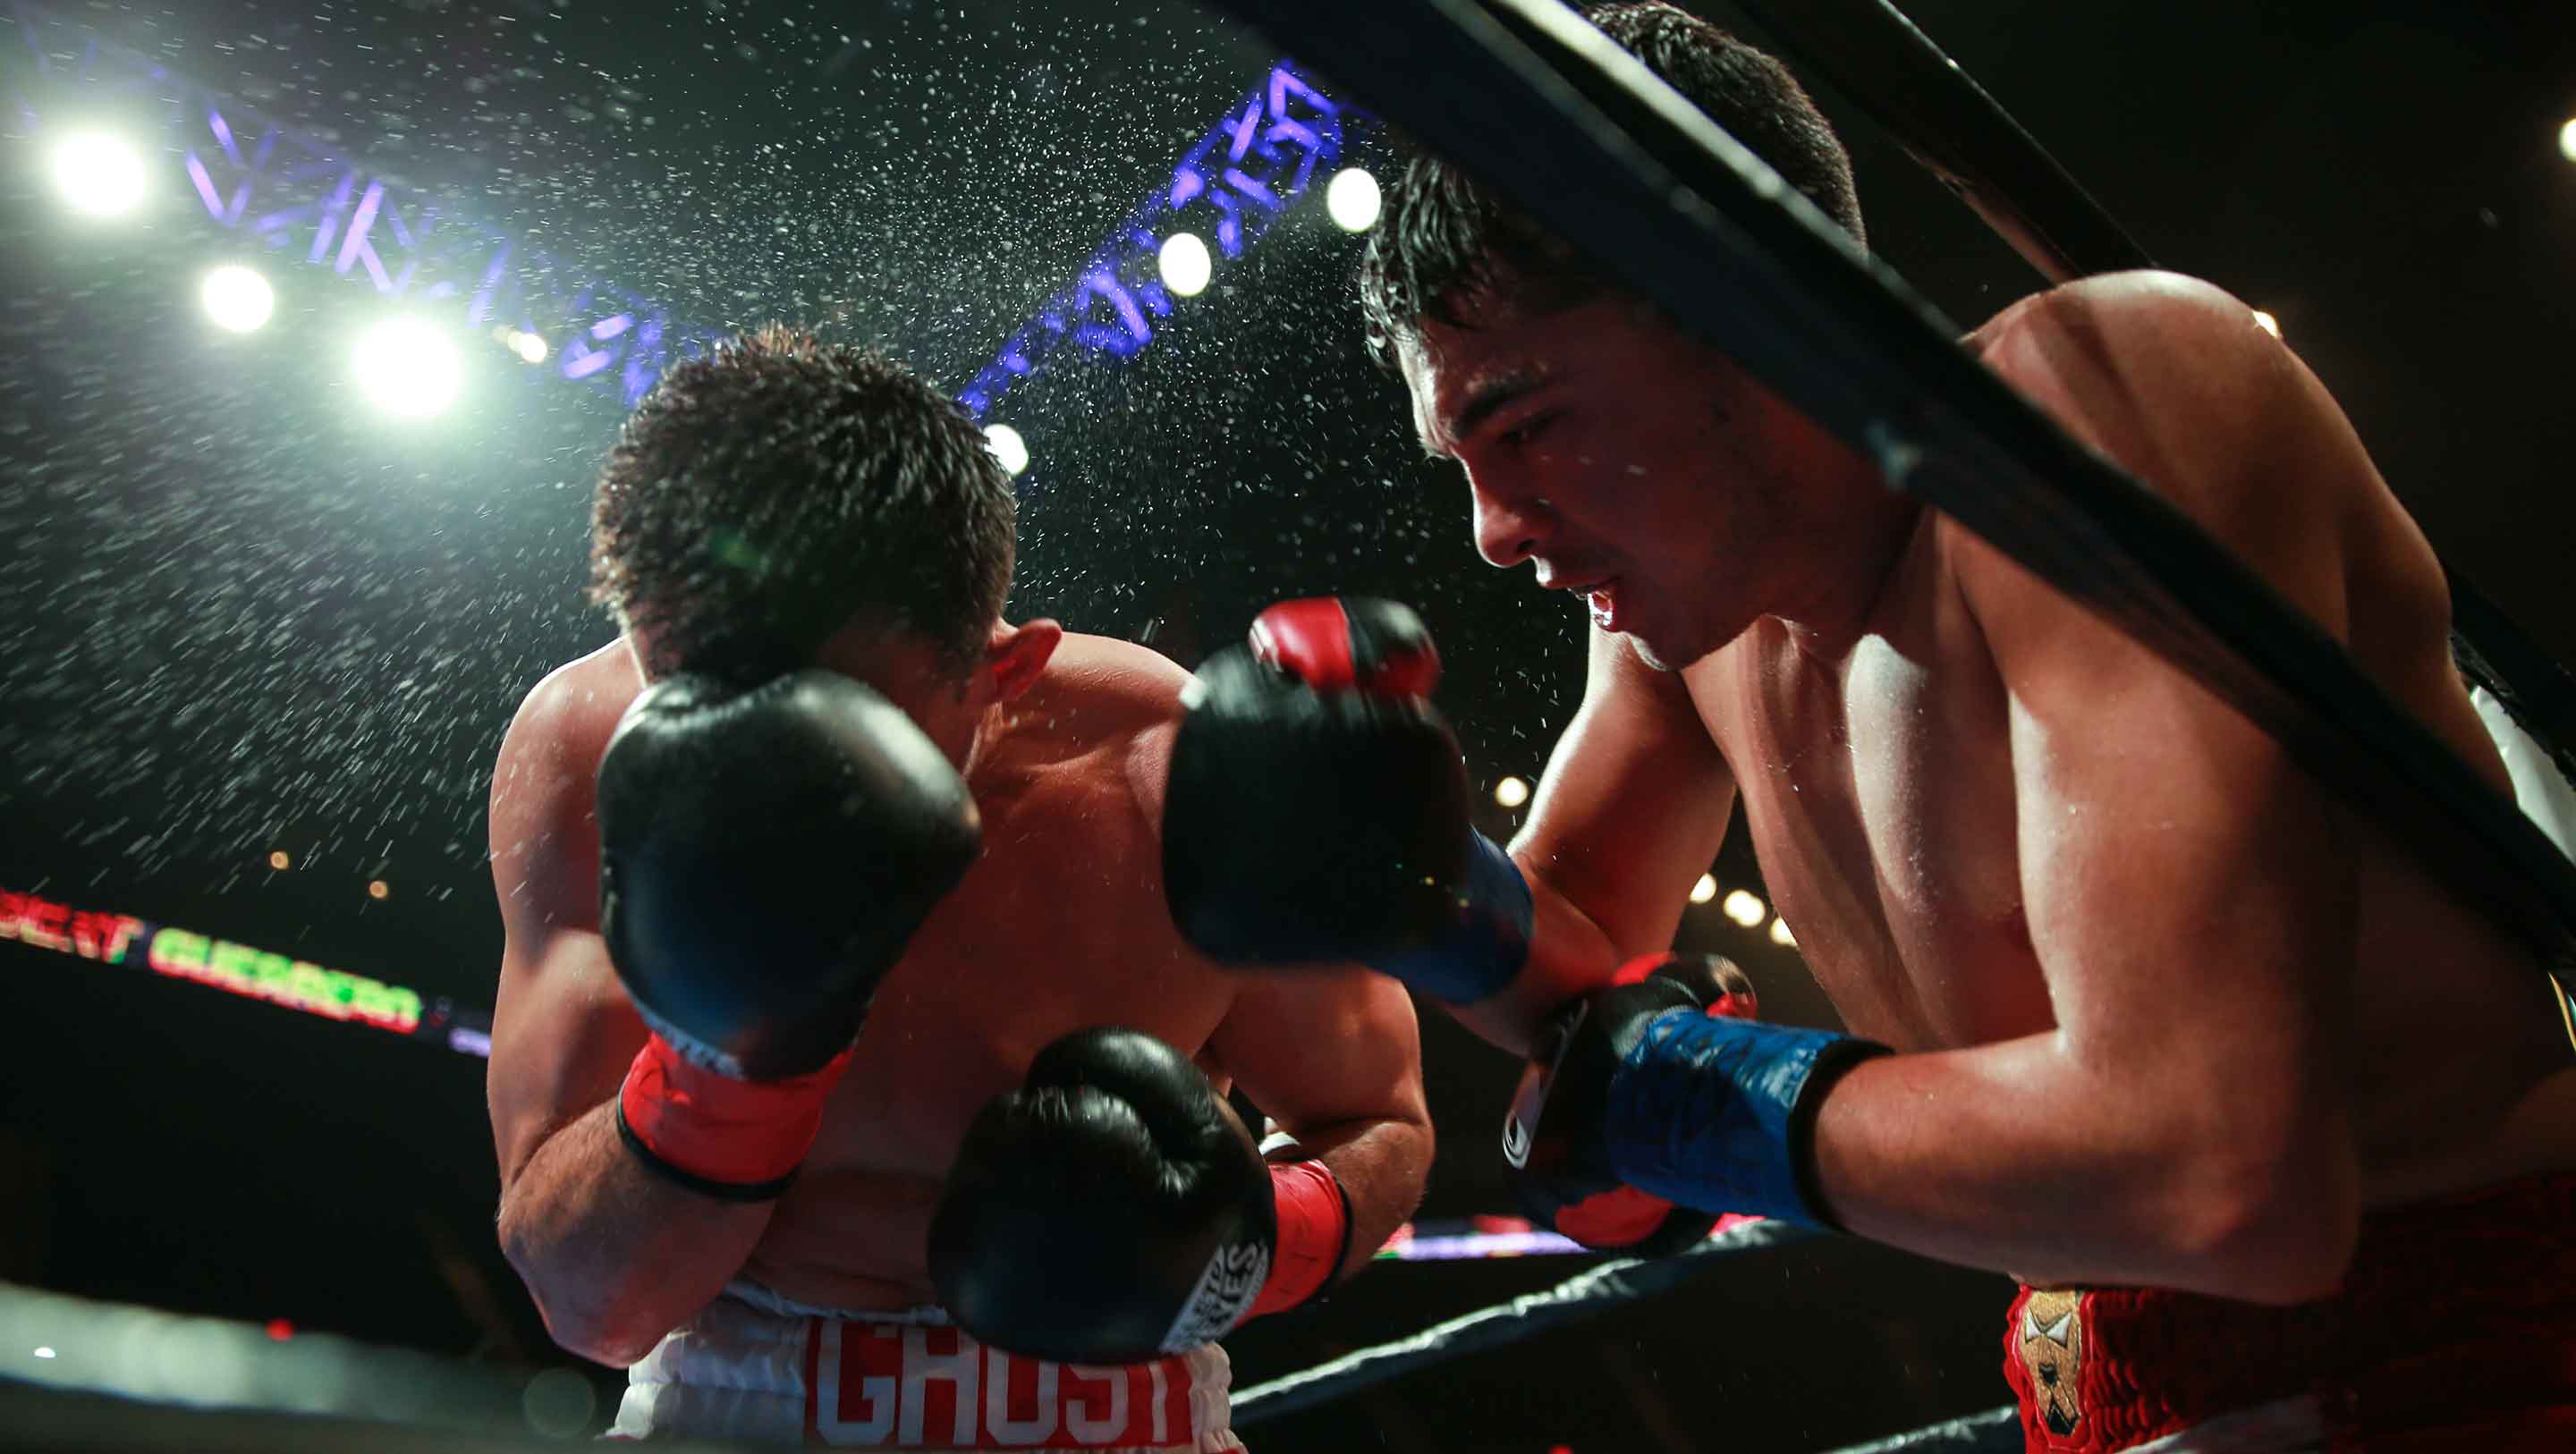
[1424,368,1548,459]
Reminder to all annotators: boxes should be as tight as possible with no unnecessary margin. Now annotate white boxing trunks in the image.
[610,1281,1244,1450]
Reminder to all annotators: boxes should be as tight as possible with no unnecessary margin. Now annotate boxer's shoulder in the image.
[1013,633,1192,748]
[503,638,644,774]
[981,631,1194,824]
[1969,269,2256,358]
[1962,270,2363,558]
[1970,271,2284,440]
[490,639,641,863]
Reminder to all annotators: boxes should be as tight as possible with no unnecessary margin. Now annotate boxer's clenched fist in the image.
[931,1027,1351,1364]
[1507,952,1885,1240]
[1161,597,1472,966]
[599,670,980,1197]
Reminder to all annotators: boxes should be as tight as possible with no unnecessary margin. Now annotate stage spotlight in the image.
[1723,889,1767,927]
[511,331,548,364]
[352,318,463,419]
[199,265,275,334]
[2561,118,2576,165]
[1769,917,1796,947]
[1690,874,1717,905]
[1157,231,1212,298]
[1326,167,1381,232]
[50,132,148,217]
[983,423,1030,477]
[1494,775,1530,809]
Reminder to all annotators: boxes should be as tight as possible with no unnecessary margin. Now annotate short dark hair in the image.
[589,325,1015,684]
[1356,2,1862,363]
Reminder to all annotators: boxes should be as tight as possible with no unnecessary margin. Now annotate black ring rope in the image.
[1233,1220,1823,1425]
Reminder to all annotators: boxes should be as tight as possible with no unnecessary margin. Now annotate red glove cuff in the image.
[617,1034,854,1196]
[1244,1158,1353,1321]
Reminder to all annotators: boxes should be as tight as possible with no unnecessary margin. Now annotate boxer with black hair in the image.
[488,327,1430,1449]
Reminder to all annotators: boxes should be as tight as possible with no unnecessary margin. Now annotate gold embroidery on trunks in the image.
[2017,1289,2085,1439]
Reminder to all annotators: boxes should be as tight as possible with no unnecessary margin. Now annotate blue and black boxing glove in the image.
[1505,953,1889,1249]
[1160,597,1535,1004]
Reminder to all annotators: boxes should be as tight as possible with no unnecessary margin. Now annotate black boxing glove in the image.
[1505,953,1886,1247]
[1162,599,1533,1002]
[599,670,980,1199]
[929,1027,1352,1365]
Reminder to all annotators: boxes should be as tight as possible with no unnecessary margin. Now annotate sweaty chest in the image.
[1706,619,2046,1050]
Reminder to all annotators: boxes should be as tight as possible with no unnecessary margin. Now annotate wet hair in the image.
[588,325,1015,684]
[1356,2,1863,365]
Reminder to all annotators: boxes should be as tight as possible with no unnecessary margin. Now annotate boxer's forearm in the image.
[1807,1035,2359,1304]
[497,1099,775,1365]
[1282,1112,1435,1279]
[1440,853,1624,1057]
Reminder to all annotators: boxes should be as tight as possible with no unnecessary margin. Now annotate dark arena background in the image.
[2,0,2572,1449]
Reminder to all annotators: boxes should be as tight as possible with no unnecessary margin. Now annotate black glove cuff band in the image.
[615,1097,802,1204]
[1323,1162,1358,1299]
[1787,1036,1892,1233]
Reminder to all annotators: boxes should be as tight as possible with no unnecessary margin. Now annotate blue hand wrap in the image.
[1602,1009,1883,1228]
[1366,831,1533,1004]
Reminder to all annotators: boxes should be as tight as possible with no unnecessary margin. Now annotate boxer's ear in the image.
[981,618,1062,703]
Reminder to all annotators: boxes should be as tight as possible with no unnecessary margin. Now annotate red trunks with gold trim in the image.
[2002,1171,2576,1452]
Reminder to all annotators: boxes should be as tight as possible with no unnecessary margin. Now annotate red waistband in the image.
[2001,1170,2576,1452]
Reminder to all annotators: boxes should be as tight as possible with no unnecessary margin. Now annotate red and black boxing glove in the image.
[929,1027,1352,1365]
[1503,953,1759,1255]
[597,672,981,1200]
[1247,596,1445,697]
[1160,598,1486,969]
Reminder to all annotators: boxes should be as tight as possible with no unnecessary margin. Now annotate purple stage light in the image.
[12,3,1357,421]
[956,60,1360,425]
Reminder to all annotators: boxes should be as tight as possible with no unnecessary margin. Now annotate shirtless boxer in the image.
[1173,5,2576,1448]
[485,326,1430,1449]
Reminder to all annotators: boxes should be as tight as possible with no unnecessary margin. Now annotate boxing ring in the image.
[5,1,2572,1450]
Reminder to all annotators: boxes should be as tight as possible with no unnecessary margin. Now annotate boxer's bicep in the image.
[487,676,648,1190]
[1957,526,2364,1264]
[1513,622,1736,961]
[1211,968,1428,1137]
[1953,280,2379,1234]
[1212,968,1431,1272]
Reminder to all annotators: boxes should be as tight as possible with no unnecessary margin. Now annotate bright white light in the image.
[983,422,1030,477]
[1157,231,1212,298]
[2560,118,2576,165]
[1769,917,1796,947]
[199,266,275,334]
[511,331,548,364]
[2251,309,2282,341]
[1690,874,1718,905]
[31,1348,55,1359]
[1723,889,1767,927]
[352,318,463,420]
[1494,775,1530,809]
[51,132,148,217]
[1326,167,1382,232]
